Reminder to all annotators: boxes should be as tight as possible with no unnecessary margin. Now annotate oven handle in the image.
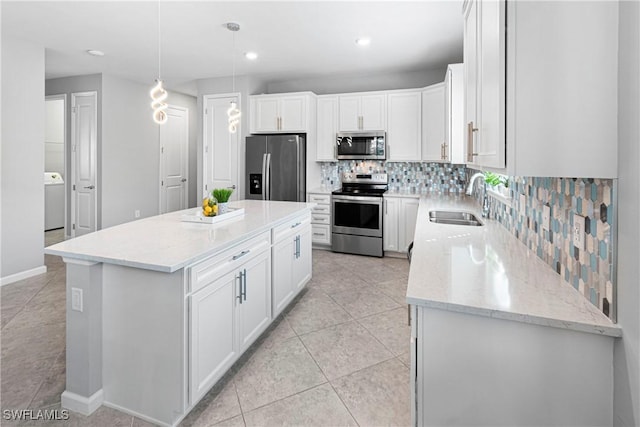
[332,195,383,203]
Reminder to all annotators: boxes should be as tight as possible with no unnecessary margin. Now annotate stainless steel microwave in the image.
[336,132,386,160]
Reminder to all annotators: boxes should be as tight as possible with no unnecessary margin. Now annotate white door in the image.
[293,225,312,290]
[400,198,420,253]
[71,92,97,237]
[160,106,189,214]
[387,91,422,161]
[338,95,361,131]
[237,249,271,352]
[271,236,295,318]
[383,197,400,252]
[360,94,387,131]
[203,94,239,201]
[279,96,306,131]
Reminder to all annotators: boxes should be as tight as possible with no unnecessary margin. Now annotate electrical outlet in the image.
[519,194,526,213]
[573,214,585,250]
[71,288,83,312]
[135,210,141,218]
[542,205,551,231]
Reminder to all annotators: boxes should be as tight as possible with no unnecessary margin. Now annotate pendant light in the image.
[226,22,241,134]
[150,0,168,124]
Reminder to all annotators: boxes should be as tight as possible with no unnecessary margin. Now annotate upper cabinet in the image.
[387,90,422,161]
[444,64,465,164]
[338,93,387,131]
[250,92,314,134]
[316,96,338,161]
[421,83,445,162]
[464,0,618,177]
[463,0,505,169]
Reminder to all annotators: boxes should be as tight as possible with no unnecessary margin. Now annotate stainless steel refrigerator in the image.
[245,134,306,202]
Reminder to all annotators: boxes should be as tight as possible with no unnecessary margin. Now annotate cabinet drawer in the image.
[311,224,331,245]
[311,213,331,225]
[311,204,330,215]
[273,213,312,243]
[189,231,270,294]
[308,194,330,204]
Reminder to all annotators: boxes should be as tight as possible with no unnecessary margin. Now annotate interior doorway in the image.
[44,94,66,240]
[159,105,189,214]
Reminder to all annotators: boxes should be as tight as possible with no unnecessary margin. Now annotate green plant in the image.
[212,188,233,203]
[484,171,508,188]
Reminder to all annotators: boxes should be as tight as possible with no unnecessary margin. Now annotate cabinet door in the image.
[338,95,361,131]
[238,249,272,352]
[190,270,238,404]
[272,236,294,318]
[280,96,306,132]
[253,98,279,133]
[463,0,478,163]
[360,94,387,131]
[421,84,445,162]
[316,97,338,161]
[293,225,312,291]
[383,197,400,252]
[446,64,465,164]
[388,91,422,161]
[476,0,506,168]
[400,198,419,253]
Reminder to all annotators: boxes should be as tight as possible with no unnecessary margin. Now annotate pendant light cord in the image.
[157,0,162,80]
[231,29,236,93]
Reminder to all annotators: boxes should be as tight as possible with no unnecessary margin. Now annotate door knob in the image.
[181,178,187,182]
[84,185,95,190]
[228,185,236,189]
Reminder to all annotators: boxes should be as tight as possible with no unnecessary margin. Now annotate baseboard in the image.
[0,265,47,286]
[61,390,103,416]
[102,400,181,427]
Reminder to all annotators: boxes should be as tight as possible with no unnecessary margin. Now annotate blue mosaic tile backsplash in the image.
[472,171,617,321]
[319,161,468,194]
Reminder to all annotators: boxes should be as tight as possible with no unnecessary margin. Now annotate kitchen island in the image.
[407,196,621,426]
[45,200,314,427]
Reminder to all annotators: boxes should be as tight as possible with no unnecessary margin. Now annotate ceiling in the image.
[2,1,464,95]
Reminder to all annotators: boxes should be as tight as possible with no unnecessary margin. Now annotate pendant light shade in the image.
[150,1,168,125]
[227,22,241,134]
[227,101,241,133]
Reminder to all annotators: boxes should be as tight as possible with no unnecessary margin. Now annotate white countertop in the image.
[407,195,621,337]
[45,200,314,273]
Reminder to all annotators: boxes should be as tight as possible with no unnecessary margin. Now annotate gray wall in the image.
[614,1,640,425]
[1,37,45,280]
[101,74,197,228]
[265,68,448,95]
[46,74,103,234]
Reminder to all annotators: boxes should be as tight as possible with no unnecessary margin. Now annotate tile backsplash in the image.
[319,161,468,194]
[471,171,617,321]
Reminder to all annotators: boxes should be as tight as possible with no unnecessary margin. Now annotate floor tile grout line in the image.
[326,381,361,427]
[238,380,331,417]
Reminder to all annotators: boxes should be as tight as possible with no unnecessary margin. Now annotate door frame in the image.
[158,104,190,214]
[202,92,241,198]
[45,93,67,237]
[70,91,98,238]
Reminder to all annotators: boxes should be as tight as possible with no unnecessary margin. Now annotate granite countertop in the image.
[45,200,314,273]
[407,195,621,337]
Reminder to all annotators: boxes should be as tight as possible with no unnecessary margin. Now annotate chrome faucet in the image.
[466,172,489,218]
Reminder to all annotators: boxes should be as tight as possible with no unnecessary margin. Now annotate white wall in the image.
[266,68,447,95]
[1,37,46,282]
[614,1,640,425]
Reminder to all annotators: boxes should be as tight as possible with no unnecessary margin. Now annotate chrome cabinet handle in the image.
[290,222,301,229]
[313,232,323,236]
[467,122,479,162]
[241,269,247,301]
[84,185,95,190]
[232,250,250,260]
[237,273,243,304]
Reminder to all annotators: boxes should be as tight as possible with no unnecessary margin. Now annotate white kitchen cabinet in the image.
[308,193,331,247]
[384,196,419,254]
[237,248,271,352]
[421,83,445,162]
[250,92,314,133]
[387,90,422,161]
[316,96,338,161]
[338,93,386,131]
[464,0,506,169]
[444,63,465,164]
[189,269,237,404]
[271,215,312,317]
[383,197,400,252]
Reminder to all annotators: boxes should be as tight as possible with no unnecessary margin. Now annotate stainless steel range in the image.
[331,173,388,257]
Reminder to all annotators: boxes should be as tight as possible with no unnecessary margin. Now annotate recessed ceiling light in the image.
[355,38,371,46]
[86,50,105,57]
[244,52,258,60]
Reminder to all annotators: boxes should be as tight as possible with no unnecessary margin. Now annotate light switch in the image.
[71,287,83,312]
[542,205,551,231]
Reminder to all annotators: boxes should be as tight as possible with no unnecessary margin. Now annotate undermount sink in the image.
[429,210,483,226]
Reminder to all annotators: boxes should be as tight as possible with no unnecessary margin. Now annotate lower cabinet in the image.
[272,220,312,318]
[189,242,271,404]
[383,196,419,253]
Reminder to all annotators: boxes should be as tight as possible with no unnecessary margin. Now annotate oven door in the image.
[332,195,383,238]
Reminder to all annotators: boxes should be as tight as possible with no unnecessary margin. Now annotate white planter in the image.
[218,202,229,215]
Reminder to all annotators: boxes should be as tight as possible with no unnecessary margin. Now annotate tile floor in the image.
[1,231,412,426]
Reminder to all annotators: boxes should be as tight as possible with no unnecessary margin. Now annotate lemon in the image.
[213,205,218,215]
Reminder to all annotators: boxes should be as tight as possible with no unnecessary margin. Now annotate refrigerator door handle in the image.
[265,153,271,200]
[261,153,267,200]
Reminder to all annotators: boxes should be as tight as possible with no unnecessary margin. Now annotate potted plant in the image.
[212,188,234,214]
[484,172,510,198]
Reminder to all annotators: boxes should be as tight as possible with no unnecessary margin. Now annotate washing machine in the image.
[45,172,64,230]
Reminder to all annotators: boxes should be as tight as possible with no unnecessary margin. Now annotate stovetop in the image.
[332,173,388,197]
